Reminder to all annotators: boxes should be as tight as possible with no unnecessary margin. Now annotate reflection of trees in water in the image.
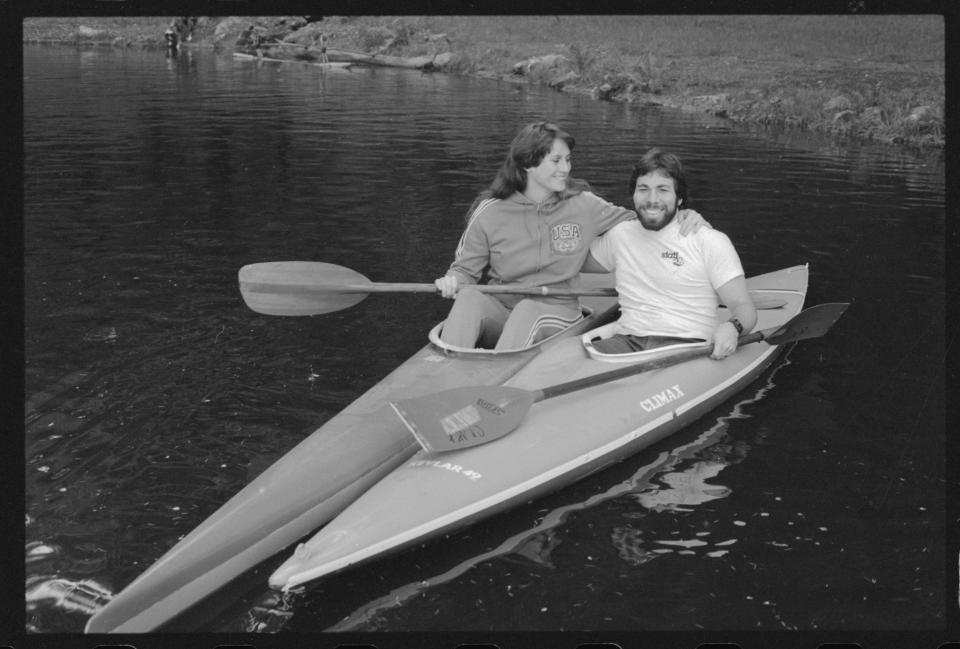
[241,589,297,633]
[634,450,741,513]
[610,447,747,566]
[503,529,562,569]
[610,526,660,567]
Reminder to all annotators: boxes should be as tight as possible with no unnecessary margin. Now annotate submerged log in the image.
[329,48,429,68]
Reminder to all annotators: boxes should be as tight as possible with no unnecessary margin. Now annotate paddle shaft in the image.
[241,280,616,298]
[532,330,767,403]
[239,262,789,315]
[242,277,786,304]
[328,282,617,297]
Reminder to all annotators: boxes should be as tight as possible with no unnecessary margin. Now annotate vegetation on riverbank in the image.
[22,15,944,150]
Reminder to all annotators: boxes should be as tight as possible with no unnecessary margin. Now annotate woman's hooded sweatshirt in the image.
[447,188,636,308]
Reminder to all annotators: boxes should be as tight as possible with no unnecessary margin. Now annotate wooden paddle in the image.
[238,261,787,316]
[390,302,849,453]
[238,261,621,316]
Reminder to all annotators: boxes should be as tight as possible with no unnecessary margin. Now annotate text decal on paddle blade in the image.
[438,398,507,448]
[440,404,482,435]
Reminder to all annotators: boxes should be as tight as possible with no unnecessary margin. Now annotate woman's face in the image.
[524,138,571,200]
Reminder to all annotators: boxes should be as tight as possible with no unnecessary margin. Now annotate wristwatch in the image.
[728,317,744,335]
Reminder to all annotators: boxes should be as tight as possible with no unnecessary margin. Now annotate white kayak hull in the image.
[269,265,809,590]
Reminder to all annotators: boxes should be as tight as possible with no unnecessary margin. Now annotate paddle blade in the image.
[239,262,370,316]
[763,302,849,345]
[390,386,538,453]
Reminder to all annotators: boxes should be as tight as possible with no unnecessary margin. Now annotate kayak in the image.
[267,265,810,591]
[83,276,619,633]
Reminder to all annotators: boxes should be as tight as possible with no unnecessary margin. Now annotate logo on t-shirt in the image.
[662,251,685,266]
[551,223,582,254]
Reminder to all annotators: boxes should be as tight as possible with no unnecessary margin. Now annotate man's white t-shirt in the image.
[589,218,745,340]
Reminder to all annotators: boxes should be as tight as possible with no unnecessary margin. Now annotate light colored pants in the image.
[440,289,582,350]
[589,333,705,354]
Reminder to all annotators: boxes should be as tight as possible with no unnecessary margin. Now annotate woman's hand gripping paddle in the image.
[390,303,849,453]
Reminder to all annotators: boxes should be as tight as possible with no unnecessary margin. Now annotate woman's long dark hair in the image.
[464,121,591,221]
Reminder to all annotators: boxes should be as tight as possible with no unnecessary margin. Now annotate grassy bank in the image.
[22,15,944,149]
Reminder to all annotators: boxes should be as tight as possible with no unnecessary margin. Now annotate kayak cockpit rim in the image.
[582,322,712,364]
[427,304,608,356]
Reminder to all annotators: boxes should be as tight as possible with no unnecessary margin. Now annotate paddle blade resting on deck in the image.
[390,386,541,453]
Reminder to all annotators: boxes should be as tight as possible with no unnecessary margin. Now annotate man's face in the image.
[633,169,679,231]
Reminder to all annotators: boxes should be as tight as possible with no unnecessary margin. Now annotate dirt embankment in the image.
[22,15,944,151]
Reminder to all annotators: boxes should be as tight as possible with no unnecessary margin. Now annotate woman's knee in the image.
[441,290,505,347]
[498,300,580,349]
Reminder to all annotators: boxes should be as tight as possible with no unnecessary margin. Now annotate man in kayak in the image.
[583,148,756,360]
[433,121,707,351]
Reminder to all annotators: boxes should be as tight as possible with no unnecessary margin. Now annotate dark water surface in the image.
[22,45,947,636]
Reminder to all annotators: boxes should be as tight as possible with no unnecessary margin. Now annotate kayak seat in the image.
[582,322,711,364]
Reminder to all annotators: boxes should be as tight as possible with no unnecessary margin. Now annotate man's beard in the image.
[637,203,678,231]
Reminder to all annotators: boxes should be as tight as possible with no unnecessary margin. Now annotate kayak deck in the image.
[268,265,809,591]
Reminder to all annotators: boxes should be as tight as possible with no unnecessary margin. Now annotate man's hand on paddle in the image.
[711,276,757,360]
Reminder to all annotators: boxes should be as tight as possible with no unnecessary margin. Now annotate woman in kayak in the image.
[433,120,706,350]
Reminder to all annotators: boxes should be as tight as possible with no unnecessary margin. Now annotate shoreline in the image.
[22,16,944,152]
